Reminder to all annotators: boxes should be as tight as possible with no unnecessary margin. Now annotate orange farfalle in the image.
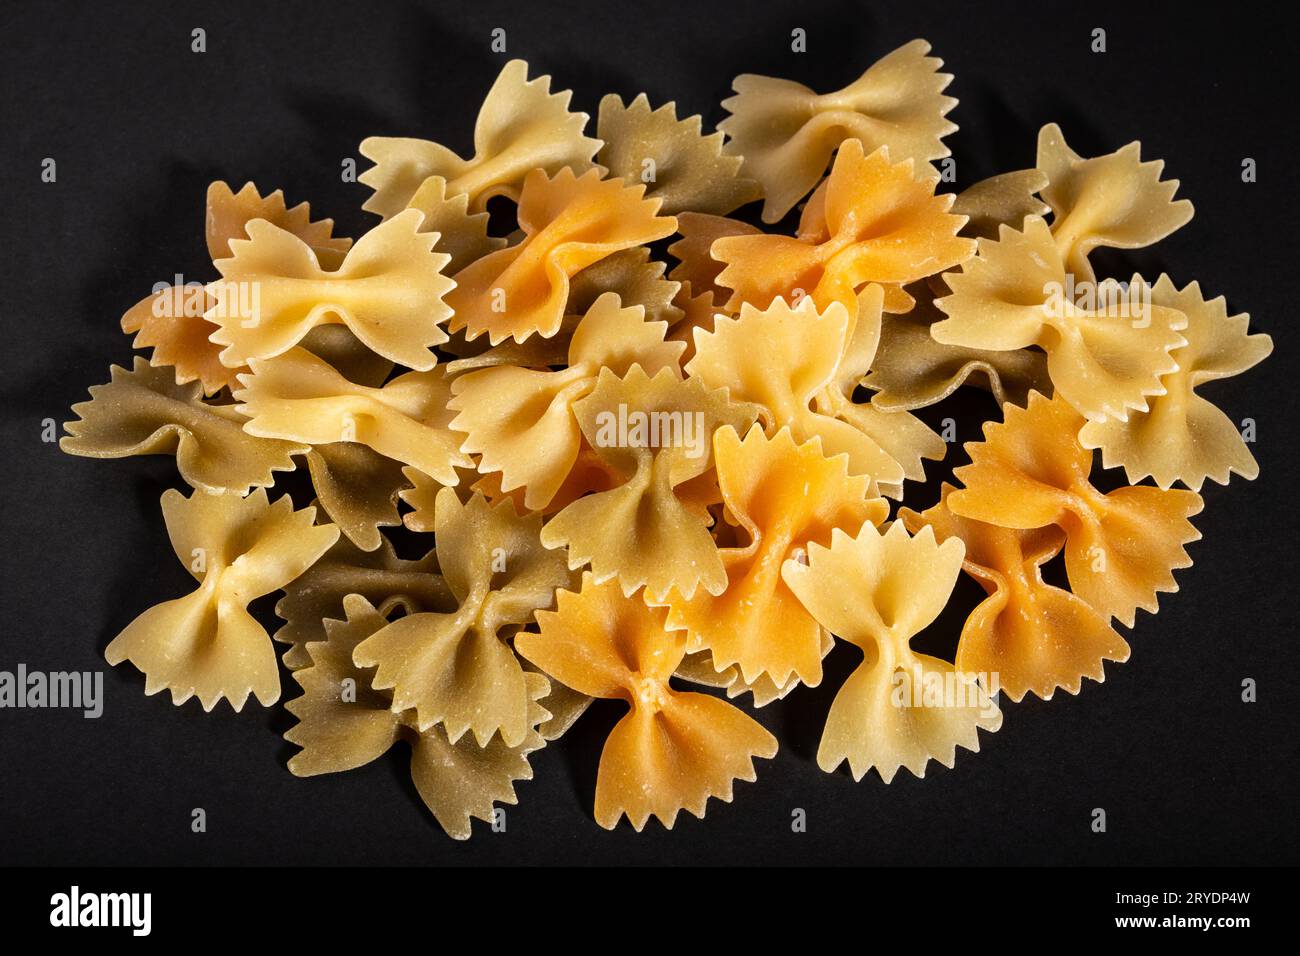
[445,168,677,344]
[515,574,777,830]
[949,393,1202,627]
[901,485,1130,701]
[711,140,975,314]
[660,424,887,692]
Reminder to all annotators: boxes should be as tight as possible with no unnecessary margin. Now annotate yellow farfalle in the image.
[712,139,975,314]
[286,595,551,840]
[597,93,760,216]
[661,424,887,691]
[949,392,1202,627]
[933,216,1188,422]
[273,535,451,670]
[1079,276,1273,490]
[1037,123,1194,282]
[360,59,600,216]
[206,209,454,370]
[448,293,684,511]
[687,293,941,493]
[783,521,1002,782]
[901,485,1129,702]
[106,488,339,710]
[719,39,957,223]
[540,366,758,601]
[61,357,305,494]
[516,573,777,830]
[445,168,676,344]
[233,347,471,486]
[351,488,572,748]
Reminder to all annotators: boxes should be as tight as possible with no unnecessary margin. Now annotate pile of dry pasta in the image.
[62,41,1272,838]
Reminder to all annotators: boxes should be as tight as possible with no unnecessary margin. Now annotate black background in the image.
[1,0,1296,866]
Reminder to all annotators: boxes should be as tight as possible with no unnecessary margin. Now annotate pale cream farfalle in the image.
[206,209,455,370]
[782,521,1002,781]
[720,38,957,223]
[286,594,552,841]
[1079,276,1273,490]
[686,292,944,497]
[233,347,471,486]
[448,292,685,511]
[597,92,760,216]
[350,487,573,749]
[933,216,1188,423]
[61,357,305,494]
[360,59,601,217]
[1037,122,1194,282]
[106,488,339,711]
[539,366,758,602]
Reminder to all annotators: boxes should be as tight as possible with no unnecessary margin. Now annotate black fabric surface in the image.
[0,0,1296,865]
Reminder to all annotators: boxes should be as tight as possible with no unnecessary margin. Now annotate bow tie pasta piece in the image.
[661,424,888,691]
[949,392,1202,627]
[720,39,957,223]
[206,180,352,267]
[61,357,305,494]
[233,347,471,486]
[274,535,451,670]
[596,93,761,216]
[774,522,998,785]
[712,140,976,315]
[351,488,573,748]
[106,488,339,710]
[540,366,759,602]
[687,294,940,493]
[304,443,410,552]
[286,595,551,840]
[862,286,1051,410]
[206,209,454,370]
[782,521,1001,781]
[664,281,718,364]
[1079,276,1273,490]
[933,217,1188,422]
[901,485,1129,702]
[1037,123,1194,283]
[360,59,600,218]
[405,175,508,274]
[515,574,777,830]
[449,293,686,511]
[446,168,677,345]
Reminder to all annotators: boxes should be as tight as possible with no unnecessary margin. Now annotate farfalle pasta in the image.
[901,485,1129,702]
[783,521,1002,781]
[516,573,777,829]
[720,38,956,223]
[106,488,339,710]
[61,43,1271,838]
[949,392,1203,627]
